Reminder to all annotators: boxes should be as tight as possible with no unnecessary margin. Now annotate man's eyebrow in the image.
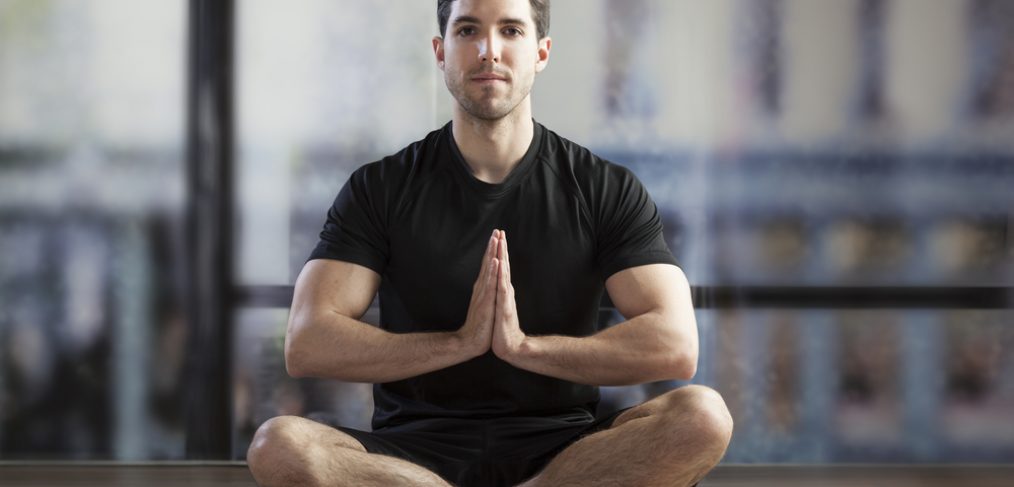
[451,15,529,27]
[451,15,481,26]
[497,17,528,27]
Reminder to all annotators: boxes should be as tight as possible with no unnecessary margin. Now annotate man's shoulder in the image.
[538,123,630,184]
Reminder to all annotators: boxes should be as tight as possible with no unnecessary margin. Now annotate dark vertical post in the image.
[184,0,234,459]
[857,0,886,119]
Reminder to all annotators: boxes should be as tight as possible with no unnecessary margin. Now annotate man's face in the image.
[434,0,551,121]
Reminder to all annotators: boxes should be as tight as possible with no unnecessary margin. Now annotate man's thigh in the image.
[252,415,367,454]
[317,417,484,486]
[482,408,631,485]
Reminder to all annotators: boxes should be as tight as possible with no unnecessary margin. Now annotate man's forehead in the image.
[450,0,534,26]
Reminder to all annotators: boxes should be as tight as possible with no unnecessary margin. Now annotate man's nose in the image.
[477,34,501,63]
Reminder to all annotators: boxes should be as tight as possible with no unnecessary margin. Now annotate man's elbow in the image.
[656,319,697,381]
[661,342,698,381]
[674,352,698,381]
[284,329,310,378]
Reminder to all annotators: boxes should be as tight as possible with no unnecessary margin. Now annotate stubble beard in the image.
[445,68,533,122]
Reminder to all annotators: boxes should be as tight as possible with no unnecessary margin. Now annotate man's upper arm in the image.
[284,259,380,377]
[604,263,690,318]
[604,263,698,363]
[288,259,381,332]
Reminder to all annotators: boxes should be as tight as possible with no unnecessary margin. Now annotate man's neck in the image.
[451,101,535,185]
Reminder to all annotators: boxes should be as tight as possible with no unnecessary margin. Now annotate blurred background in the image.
[0,0,1012,464]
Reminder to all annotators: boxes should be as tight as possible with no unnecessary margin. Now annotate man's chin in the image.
[460,101,514,122]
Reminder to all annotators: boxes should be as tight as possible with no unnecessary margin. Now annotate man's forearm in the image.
[503,312,695,386]
[286,312,477,383]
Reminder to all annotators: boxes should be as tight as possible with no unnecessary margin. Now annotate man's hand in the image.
[492,231,527,361]
[456,229,500,358]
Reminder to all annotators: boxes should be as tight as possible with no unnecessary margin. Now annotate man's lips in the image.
[471,75,508,82]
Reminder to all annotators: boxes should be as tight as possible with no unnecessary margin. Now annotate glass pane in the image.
[231,308,376,459]
[0,0,186,459]
[235,0,444,286]
[233,0,1014,465]
[710,309,1014,462]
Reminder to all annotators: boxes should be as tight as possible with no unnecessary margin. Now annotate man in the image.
[246,0,733,485]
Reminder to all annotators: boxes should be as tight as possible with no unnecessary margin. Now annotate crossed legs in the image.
[520,384,733,487]
[246,416,453,487]
[246,385,732,487]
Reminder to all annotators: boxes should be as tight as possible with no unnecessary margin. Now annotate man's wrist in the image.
[502,335,534,367]
[452,330,487,360]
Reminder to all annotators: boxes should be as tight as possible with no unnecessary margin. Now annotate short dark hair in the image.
[437,0,550,40]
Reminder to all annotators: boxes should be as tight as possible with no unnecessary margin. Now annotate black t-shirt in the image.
[309,121,678,430]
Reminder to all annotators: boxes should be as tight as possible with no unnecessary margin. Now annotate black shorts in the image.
[321,408,630,487]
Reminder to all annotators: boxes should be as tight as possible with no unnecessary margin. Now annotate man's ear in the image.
[535,36,552,73]
[433,36,445,71]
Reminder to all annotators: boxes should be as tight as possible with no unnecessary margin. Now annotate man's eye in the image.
[504,27,522,37]
[457,27,475,36]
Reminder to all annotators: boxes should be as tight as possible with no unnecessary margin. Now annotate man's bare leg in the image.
[246,415,453,487]
[520,384,733,487]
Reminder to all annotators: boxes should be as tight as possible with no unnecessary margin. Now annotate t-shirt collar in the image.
[443,119,544,199]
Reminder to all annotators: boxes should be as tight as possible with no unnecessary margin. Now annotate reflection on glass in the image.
[231,309,375,459]
[0,0,185,459]
[714,309,1014,462]
[233,0,1014,463]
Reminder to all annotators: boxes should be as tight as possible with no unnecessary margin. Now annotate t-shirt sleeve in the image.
[594,164,679,280]
[307,165,389,274]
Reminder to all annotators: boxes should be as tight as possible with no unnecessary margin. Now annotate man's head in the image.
[433,0,552,122]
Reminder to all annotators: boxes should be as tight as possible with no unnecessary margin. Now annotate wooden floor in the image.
[703,465,1014,486]
[0,463,1011,486]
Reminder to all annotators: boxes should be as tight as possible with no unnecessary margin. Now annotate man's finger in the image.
[497,233,510,281]
[500,258,510,299]
[479,231,497,284]
[503,232,511,282]
[485,257,499,301]
[487,231,498,260]
[500,259,515,319]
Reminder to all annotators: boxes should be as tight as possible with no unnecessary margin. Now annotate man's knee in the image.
[656,385,734,455]
[247,416,322,485]
[248,417,300,469]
